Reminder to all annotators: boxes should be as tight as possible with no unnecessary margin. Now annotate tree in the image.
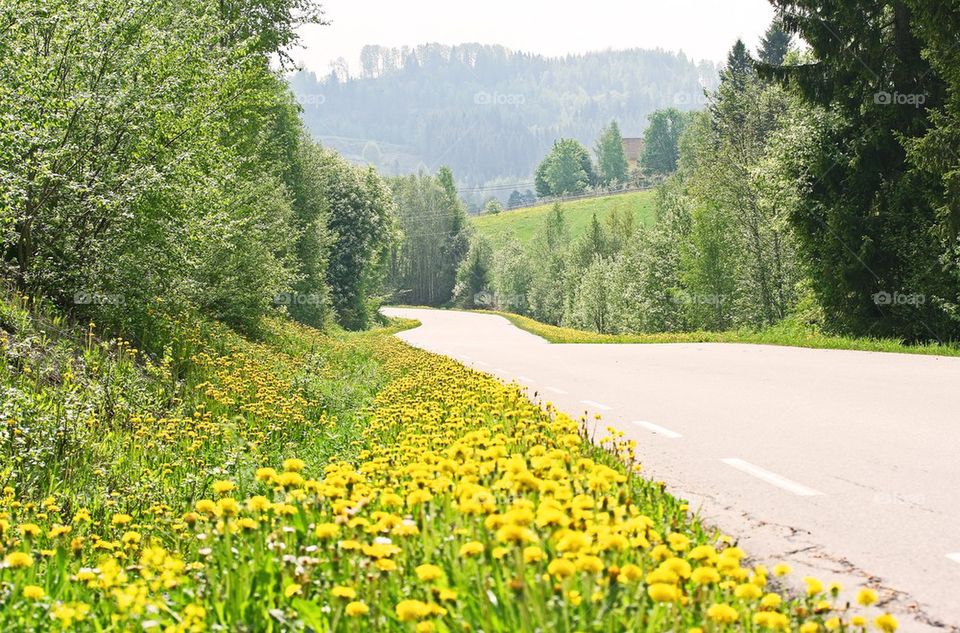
[534,139,597,196]
[527,204,570,323]
[594,121,629,185]
[387,168,469,307]
[724,39,753,90]
[324,156,395,330]
[758,20,792,66]
[455,236,492,307]
[762,0,956,340]
[641,109,689,175]
[490,236,532,313]
[483,197,504,214]
[574,256,615,333]
[507,190,524,208]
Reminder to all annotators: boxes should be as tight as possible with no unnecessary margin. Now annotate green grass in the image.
[472,190,657,245]
[480,310,960,357]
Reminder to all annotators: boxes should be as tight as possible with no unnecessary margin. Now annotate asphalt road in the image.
[382,307,960,632]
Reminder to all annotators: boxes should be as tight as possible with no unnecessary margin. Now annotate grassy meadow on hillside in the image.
[472,191,657,245]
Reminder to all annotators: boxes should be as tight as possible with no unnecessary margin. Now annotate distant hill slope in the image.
[472,190,657,245]
[290,44,718,186]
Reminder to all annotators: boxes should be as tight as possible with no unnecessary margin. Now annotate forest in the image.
[289,44,718,194]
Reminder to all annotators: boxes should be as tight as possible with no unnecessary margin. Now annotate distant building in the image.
[621,137,644,169]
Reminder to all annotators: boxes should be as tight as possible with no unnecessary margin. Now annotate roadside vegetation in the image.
[0,290,896,631]
[484,310,960,357]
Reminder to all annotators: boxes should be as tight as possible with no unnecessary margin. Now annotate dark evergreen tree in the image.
[762,0,955,340]
[758,20,791,66]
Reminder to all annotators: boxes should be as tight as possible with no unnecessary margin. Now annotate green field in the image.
[472,190,657,244]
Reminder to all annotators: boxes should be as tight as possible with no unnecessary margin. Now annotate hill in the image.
[471,190,657,245]
[289,44,718,188]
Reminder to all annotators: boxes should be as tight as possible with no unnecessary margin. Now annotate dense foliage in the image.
[534,140,598,198]
[762,1,960,341]
[386,169,470,306]
[0,0,398,338]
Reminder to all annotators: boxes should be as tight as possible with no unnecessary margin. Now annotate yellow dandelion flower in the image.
[23,585,46,600]
[706,603,739,624]
[874,614,898,632]
[458,541,484,557]
[857,588,878,606]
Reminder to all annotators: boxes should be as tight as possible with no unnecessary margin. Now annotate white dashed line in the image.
[947,553,960,565]
[474,360,490,367]
[460,354,472,361]
[720,458,824,496]
[580,399,613,411]
[495,368,509,374]
[517,375,535,384]
[545,386,567,395]
[631,420,682,439]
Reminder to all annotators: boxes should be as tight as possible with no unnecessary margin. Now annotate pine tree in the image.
[594,121,629,185]
[758,21,791,66]
[724,39,753,90]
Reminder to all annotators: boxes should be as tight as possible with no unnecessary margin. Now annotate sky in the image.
[293,0,776,76]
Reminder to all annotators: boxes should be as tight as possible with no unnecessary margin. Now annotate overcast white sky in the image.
[293,0,776,75]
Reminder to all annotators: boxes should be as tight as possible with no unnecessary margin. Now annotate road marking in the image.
[460,354,472,361]
[474,360,490,367]
[496,368,509,374]
[720,458,824,496]
[947,553,960,565]
[580,400,613,411]
[517,375,535,383]
[545,386,567,395]
[632,420,682,439]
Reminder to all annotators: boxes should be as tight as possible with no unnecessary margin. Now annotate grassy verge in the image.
[484,310,960,358]
[0,291,893,630]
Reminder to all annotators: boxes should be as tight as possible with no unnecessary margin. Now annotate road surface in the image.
[383,307,960,632]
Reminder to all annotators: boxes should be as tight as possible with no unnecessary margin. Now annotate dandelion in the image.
[345,601,369,616]
[547,558,575,579]
[282,458,306,472]
[707,603,739,624]
[734,583,763,600]
[691,566,720,585]
[458,541,484,557]
[212,480,236,495]
[647,583,679,602]
[20,523,41,538]
[804,576,824,596]
[284,583,302,598]
[332,585,356,599]
[857,588,878,606]
[522,546,544,563]
[395,599,429,622]
[874,614,898,632]
[4,551,33,568]
[23,585,46,600]
[415,564,444,582]
[314,523,339,539]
